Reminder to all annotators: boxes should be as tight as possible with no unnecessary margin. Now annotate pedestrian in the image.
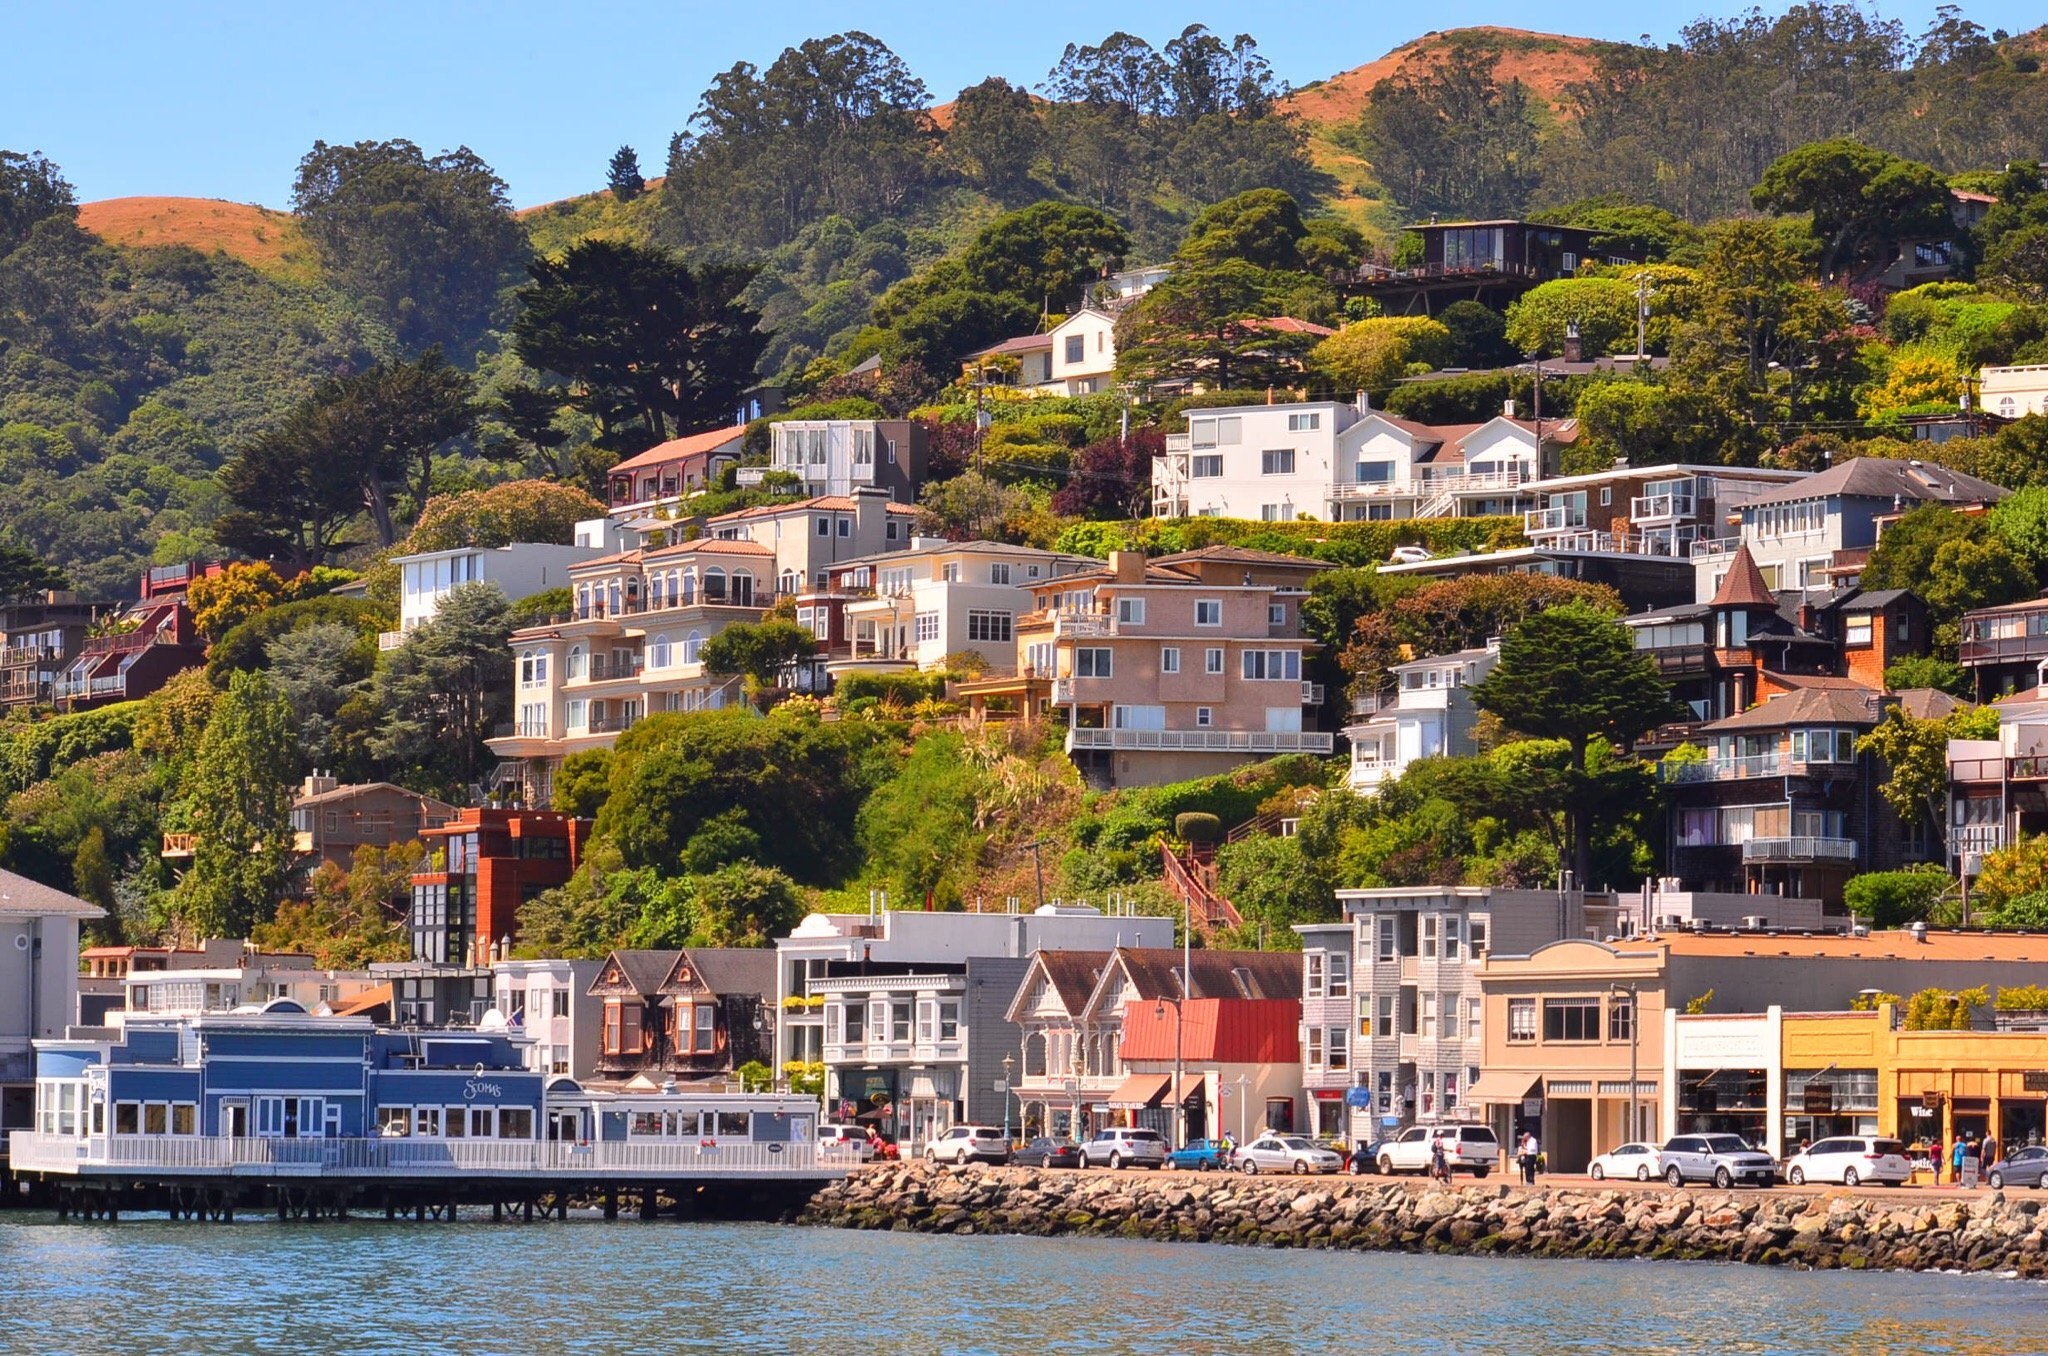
[1518,1129,1540,1185]
[1430,1135,1450,1185]
[1928,1137,1943,1185]
[1984,1135,2000,1172]
[1952,1137,1966,1185]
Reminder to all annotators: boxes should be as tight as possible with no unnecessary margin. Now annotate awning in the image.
[908,1075,939,1100]
[1107,1073,1170,1109]
[1173,1074,1206,1105]
[1466,1072,1541,1105]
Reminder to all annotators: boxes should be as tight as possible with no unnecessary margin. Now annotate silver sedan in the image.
[1988,1145,2048,1190]
[1237,1134,1344,1175]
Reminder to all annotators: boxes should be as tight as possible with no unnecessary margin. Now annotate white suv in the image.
[818,1124,875,1161]
[924,1125,1010,1165]
[1783,1136,1912,1187]
[1376,1124,1501,1177]
[1660,1133,1778,1188]
[1081,1127,1168,1170]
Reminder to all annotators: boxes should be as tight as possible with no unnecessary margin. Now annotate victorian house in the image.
[586,947,777,1087]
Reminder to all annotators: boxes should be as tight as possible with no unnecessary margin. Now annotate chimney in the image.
[1356,389,1370,413]
[1266,386,1276,406]
[1503,398,1517,419]
[1109,550,1146,585]
[303,770,338,797]
[1562,320,1583,364]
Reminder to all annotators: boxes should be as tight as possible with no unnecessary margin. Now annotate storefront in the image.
[1783,1067,1879,1146]
[1665,1010,1785,1154]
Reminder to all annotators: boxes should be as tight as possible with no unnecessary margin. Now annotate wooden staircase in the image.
[1161,841,1242,931]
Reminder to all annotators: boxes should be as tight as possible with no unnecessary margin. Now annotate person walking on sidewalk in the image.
[1518,1130,1540,1185]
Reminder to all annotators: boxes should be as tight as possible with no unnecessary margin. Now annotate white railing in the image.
[1067,728,1335,754]
[1052,613,1113,638]
[1430,467,1530,494]
[1690,536,1742,558]
[1328,482,1415,501]
[1742,837,1859,863]
[1950,824,2007,856]
[1631,492,1697,522]
[1524,507,1585,534]
[1164,434,1191,453]
[1661,753,1784,782]
[1052,678,1074,703]
[7,1132,862,1179]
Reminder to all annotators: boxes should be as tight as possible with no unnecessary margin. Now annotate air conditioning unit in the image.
[1658,914,1687,929]
[1741,915,1767,931]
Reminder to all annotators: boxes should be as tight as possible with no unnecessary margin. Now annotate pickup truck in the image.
[1374,1124,1501,1177]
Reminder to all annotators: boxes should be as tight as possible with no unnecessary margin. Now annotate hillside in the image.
[75,196,315,277]
[1280,27,1625,233]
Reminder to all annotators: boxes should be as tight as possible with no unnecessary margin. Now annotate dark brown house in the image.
[588,947,777,1084]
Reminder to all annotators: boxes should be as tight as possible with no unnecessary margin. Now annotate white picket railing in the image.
[7,1132,862,1179]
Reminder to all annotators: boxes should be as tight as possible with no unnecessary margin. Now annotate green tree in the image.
[701,618,819,696]
[0,149,77,249]
[511,239,768,455]
[553,748,614,818]
[266,621,374,771]
[1472,601,1677,885]
[1985,226,2048,305]
[0,542,68,602]
[1882,654,1968,697]
[1750,139,1954,282]
[170,671,297,940]
[606,146,645,202]
[400,480,606,554]
[252,841,421,966]
[1842,867,1948,928]
[212,405,370,573]
[1989,484,2048,580]
[1860,702,1998,856]
[1213,833,1333,941]
[1504,278,1638,359]
[365,582,513,794]
[1311,317,1453,393]
[1353,43,1541,219]
[942,78,1045,202]
[1437,301,1514,368]
[1114,259,1318,392]
[1176,188,1307,271]
[291,138,529,351]
[962,202,1129,311]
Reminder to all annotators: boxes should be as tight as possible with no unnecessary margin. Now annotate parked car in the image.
[924,1125,1011,1166]
[1387,545,1432,565]
[1081,1127,1168,1170]
[1166,1138,1233,1171]
[1011,1136,1082,1169]
[1986,1145,2048,1190]
[819,1124,876,1162]
[1310,1137,1354,1170]
[1376,1124,1501,1177]
[1238,1134,1344,1175]
[1660,1134,1778,1188]
[1350,1138,1391,1175]
[1587,1142,1663,1182]
[1783,1136,1913,1187]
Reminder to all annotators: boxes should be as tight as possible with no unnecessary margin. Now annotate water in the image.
[2,1213,2045,1355]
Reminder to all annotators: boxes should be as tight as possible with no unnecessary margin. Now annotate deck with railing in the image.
[1742,837,1858,864]
[7,1132,861,1183]
[1067,728,1334,754]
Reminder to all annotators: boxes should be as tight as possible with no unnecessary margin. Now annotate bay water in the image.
[2,1213,2042,1354]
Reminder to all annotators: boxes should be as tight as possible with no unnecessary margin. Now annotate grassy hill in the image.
[75,196,318,279]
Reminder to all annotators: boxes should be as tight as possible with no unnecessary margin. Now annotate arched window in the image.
[650,634,672,669]
[680,572,696,604]
[780,569,799,596]
[684,630,704,665]
[566,645,585,680]
[730,571,754,607]
[575,585,591,619]
[607,580,623,615]
[704,567,727,603]
[664,571,680,608]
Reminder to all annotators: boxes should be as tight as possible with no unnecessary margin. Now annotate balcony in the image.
[1067,728,1335,754]
[1328,481,1416,502]
[1951,824,2007,857]
[1523,506,1586,535]
[1950,755,2048,782]
[161,832,195,858]
[1165,433,1191,453]
[1957,627,2048,667]
[53,674,129,702]
[1630,492,1697,524]
[1690,536,1742,559]
[1742,836,1858,864]
[1051,612,1113,639]
[1659,754,1858,783]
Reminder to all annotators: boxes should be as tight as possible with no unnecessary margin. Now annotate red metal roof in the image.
[1118,997,1299,1063]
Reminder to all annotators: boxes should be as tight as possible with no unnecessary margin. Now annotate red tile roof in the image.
[607,426,747,475]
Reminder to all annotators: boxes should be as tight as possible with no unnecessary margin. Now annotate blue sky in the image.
[4,0,2041,207]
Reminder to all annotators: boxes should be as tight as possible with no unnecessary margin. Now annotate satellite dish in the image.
[477,1009,509,1033]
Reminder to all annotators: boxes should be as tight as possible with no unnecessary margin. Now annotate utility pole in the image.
[1633,270,1653,359]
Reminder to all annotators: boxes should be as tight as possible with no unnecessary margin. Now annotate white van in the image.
[819,1123,876,1161]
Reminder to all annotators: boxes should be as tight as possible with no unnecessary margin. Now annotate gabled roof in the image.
[1738,457,2008,510]
[1831,588,1916,613]
[1896,688,1964,720]
[0,866,105,919]
[608,426,748,475]
[1709,545,1777,609]
[1006,949,1112,1023]
[292,781,454,813]
[969,333,1055,358]
[1701,684,1884,732]
[1095,947,1302,1008]
[666,947,776,998]
[589,949,683,997]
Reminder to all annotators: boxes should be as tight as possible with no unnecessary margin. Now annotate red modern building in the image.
[408,808,590,966]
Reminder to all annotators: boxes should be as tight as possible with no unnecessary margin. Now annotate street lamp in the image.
[1155,996,1184,1149]
[1609,983,1641,1144]
[1001,1053,1015,1144]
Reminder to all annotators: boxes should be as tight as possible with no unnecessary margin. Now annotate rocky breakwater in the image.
[802,1163,2048,1274]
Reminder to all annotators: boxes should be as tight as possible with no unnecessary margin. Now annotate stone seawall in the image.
[801,1164,2048,1275]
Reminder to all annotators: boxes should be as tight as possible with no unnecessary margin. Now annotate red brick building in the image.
[408,808,590,965]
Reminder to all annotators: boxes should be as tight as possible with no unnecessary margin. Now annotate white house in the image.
[1151,397,1572,522]
[970,308,1121,397]
[1345,641,1500,794]
[831,541,1099,676]
[1,870,102,1146]
[1982,363,2048,421]
[390,543,605,643]
[492,958,602,1080]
